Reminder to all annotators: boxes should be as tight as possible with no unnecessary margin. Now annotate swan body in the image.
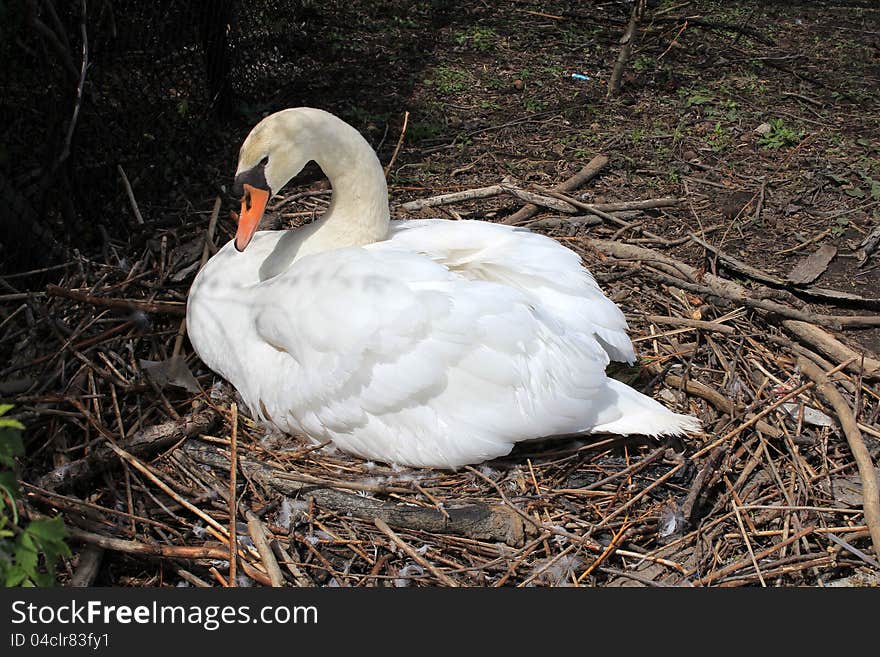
[187,108,699,468]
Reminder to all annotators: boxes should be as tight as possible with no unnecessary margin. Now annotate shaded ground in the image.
[2,0,879,587]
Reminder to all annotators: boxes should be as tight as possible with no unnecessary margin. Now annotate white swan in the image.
[187,107,700,468]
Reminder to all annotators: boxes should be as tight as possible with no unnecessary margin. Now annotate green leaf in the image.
[26,516,69,550]
[0,429,24,469]
[844,187,865,198]
[4,565,29,587]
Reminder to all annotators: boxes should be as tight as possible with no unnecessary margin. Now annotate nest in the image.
[3,182,879,588]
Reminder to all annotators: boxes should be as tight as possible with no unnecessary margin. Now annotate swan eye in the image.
[259,156,269,167]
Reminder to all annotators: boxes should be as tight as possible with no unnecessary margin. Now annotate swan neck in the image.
[305,119,390,250]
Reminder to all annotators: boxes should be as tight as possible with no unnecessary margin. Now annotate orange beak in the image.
[235,183,269,252]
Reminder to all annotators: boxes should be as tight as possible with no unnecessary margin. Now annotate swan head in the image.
[232,109,320,251]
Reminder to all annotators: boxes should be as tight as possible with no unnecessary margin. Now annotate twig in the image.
[173,196,221,357]
[117,165,145,225]
[783,321,880,379]
[46,284,185,316]
[39,407,217,491]
[401,185,505,211]
[374,517,458,587]
[384,111,409,177]
[246,511,286,587]
[56,0,88,168]
[183,441,527,546]
[797,357,880,558]
[692,526,814,585]
[228,403,238,586]
[502,154,609,224]
[646,314,736,335]
[67,526,230,561]
[70,545,103,587]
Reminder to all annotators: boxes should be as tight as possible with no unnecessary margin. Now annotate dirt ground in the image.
[2,1,879,587]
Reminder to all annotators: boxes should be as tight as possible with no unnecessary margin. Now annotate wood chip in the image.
[787,244,837,285]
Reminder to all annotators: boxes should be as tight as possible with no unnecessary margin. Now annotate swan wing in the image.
[387,219,636,363]
[250,245,613,467]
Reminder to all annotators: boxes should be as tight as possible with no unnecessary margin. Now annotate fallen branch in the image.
[591,240,880,330]
[68,526,229,561]
[401,181,578,214]
[374,517,458,587]
[246,510,286,587]
[117,164,145,225]
[503,154,609,224]
[401,185,505,211]
[38,407,217,491]
[182,441,527,546]
[540,189,675,242]
[46,284,186,316]
[384,110,410,177]
[783,320,880,379]
[691,235,880,309]
[797,357,880,558]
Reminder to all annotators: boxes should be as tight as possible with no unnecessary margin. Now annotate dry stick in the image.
[693,526,814,586]
[228,403,238,587]
[117,165,144,225]
[46,284,185,316]
[727,480,766,587]
[502,154,609,225]
[56,1,88,168]
[693,235,880,308]
[384,110,410,177]
[70,545,103,587]
[607,0,645,96]
[374,517,458,587]
[825,532,880,570]
[542,189,673,242]
[68,526,230,561]
[578,523,630,582]
[661,373,782,438]
[183,442,526,545]
[104,441,228,539]
[500,183,578,213]
[797,357,880,558]
[173,196,221,358]
[592,463,684,529]
[246,511,286,587]
[646,314,736,335]
[592,240,880,329]
[401,185,506,211]
[690,382,814,460]
[39,408,216,491]
[400,182,578,214]
[784,320,880,379]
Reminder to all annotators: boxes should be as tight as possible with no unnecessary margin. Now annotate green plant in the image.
[758,118,803,149]
[707,122,731,153]
[523,98,547,113]
[0,405,70,586]
[831,217,850,238]
[455,26,497,52]
[633,55,653,72]
[427,65,469,95]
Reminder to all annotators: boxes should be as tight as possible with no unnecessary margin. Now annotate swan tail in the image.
[590,378,701,436]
